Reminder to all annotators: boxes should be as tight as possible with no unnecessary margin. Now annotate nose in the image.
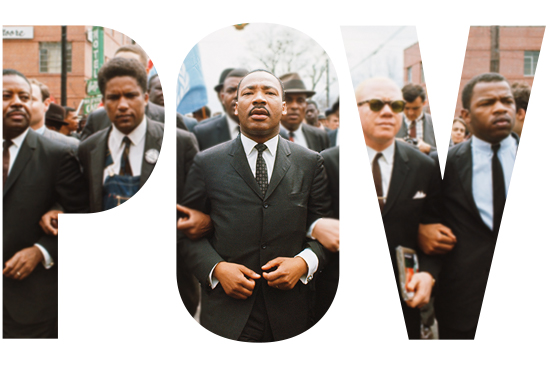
[379,102,394,116]
[252,91,267,104]
[118,96,129,110]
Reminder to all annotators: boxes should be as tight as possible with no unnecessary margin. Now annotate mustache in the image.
[249,106,270,116]
[7,107,29,116]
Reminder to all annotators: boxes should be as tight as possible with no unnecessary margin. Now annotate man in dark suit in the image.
[396,83,436,154]
[356,77,440,339]
[279,73,330,153]
[192,68,249,151]
[3,69,88,338]
[179,69,332,342]
[432,73,518,339]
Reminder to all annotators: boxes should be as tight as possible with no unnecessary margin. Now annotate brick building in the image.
[3,25,134,109]
[403,26,545,117]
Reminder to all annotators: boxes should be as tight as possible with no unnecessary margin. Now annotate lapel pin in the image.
[144,149,160,164]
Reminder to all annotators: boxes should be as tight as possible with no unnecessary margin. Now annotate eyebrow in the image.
[241,84,279,93]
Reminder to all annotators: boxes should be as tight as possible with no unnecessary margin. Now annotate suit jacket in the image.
[3,129,88,324]
[80,102,190,141]
[192,114,232,151]
[179,136,332,341]
[396,112,436,149]
[302,122,330,153]
[42,127,80,153]
[327,128,338,148]
[78,118,165,213]
[435,136,517,332]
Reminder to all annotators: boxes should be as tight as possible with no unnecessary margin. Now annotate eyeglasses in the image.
[357,99,406,113]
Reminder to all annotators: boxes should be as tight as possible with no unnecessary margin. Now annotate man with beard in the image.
[3,69,88,338]
[179,69,332,341]
[279,73,329,153]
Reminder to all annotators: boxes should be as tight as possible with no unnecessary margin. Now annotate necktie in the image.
[237,125,241,134]
[120,136,133,176]
[372,152,384,212]
[288,131,295,142]
[492,144,506,233]
[255,143,268,196]
[409,120,417,138]
[3,140,13,187]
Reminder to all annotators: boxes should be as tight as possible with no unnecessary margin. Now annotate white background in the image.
[1,1,549,366]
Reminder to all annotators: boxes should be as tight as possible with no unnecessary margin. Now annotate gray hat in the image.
[214,68,234,93]
[279,72,316,97]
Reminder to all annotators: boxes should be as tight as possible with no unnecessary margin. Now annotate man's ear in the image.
[43,97,52,110]
[516,108,526,122]
[282,101,287,115]
[461,108,471,129]
[144,92,149,104]
[234,101,239,116]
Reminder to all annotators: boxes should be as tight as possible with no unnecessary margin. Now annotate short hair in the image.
[98,57,148,96]
[3,68,31,89]
[148,74,160,90]
[402,83,426,103]
[511,82,531,112]
[115,44,148,69]
[307,100,318,109]
[64,106,76,113]
[29,78,50,101]
[237,69,285,101]
[461,72,508,110]
[453,116,469,135]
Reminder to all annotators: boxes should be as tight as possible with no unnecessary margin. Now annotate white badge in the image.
[144,149,160,164]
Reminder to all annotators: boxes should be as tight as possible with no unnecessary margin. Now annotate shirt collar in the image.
[111,116,147,147]
[472,134,515,153]
[366,140,395,164]
[35,125,46,135]
[241,133,279,158]
[5,127,30,149]
[226,115,240,134]
[404,112,424,125]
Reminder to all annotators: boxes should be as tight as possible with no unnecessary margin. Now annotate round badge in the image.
[144,149,160,164]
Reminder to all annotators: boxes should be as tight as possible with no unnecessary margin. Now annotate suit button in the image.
[263,202,268,209]
[261,245,267,249]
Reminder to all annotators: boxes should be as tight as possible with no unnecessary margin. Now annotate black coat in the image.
[3,129,88,324]
[179,136,331,341]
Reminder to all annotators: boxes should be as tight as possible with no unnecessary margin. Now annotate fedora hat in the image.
[214,68,235,93]
[45,103,68,129]
[279,72,316,97]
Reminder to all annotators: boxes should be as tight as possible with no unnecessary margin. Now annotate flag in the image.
[177,44,208,115]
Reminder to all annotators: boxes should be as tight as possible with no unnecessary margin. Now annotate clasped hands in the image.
[213,257,308,300]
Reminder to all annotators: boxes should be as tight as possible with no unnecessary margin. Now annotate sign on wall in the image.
[3,27,34,39]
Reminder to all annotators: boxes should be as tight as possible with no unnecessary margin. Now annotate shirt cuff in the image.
[296,248,318,284]
[307,218,322,239]
[34,244,54,269]
[208,262,220,289]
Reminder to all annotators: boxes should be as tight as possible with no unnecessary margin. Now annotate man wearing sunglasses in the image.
[355,77,441,339]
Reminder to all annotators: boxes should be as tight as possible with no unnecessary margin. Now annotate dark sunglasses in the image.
[357,99,406,113]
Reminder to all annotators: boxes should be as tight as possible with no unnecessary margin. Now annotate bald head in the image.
[356,77,404,151]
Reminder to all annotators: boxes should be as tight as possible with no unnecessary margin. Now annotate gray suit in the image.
[42,128,79,153]
[396,112,437,150]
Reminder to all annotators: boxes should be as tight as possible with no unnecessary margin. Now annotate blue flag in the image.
[177,44,208,115]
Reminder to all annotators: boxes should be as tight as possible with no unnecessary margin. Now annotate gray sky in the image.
[341,26,418,88]
[191,23,339,115]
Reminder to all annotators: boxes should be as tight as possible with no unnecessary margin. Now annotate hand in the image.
[417,139,431,154]
[405,272,434,308]
[312,218,340,252]
[3,246,44,280]
[262,257,307,290]
[39,210,63,236]
[176,204,213,240]
[213,262,261,300]
[418,223,457,255]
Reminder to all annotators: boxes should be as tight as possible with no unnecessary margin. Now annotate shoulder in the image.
[302,122,328,137]
[283,137,322,164]
[447,139,470,161]
[193,115,225,133]
[146,118,165,136]
[321,145,339,161]
[147,101,165,116]
[79,126,109,152]
[32,130,73,159]
[395,140,435,169]
[177,126,199,146]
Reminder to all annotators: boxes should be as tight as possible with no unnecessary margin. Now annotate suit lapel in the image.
[454,140,485,225]
[3,130,37,197]
[229,137,264,200]
[264,137,291,200]
[140,119,162,187]
[89,129,109,212]
[219,116,232,142]
[302,123,314,150]
[383,142,409,216]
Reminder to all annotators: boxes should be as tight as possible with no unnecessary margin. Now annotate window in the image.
[524,51,539,76]
[407,66,412,82]
[39,42,72,73]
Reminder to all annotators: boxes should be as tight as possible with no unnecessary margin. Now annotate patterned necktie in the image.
[409,120,417,138]
[492,144,506,233]
[288,131,295,142]
[372,152,384,212]
[255,143,268,196]
[120,136,133,176]
[3,140,13,187]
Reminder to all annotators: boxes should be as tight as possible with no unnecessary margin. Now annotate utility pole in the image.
[490,25,500,73]
[325,58,329,108]
[61,26,67,106]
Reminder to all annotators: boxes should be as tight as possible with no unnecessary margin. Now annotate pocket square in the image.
[412,191,426,199]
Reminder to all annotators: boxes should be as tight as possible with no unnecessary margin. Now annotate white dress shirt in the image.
[226,115,241,140]
[209,134,319,288]
[471,134,517,230]
[4,128,53,269]
[404,112,424,140]
[366,142,396,203]
[103,117,147,182]
[287,123,308,149]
